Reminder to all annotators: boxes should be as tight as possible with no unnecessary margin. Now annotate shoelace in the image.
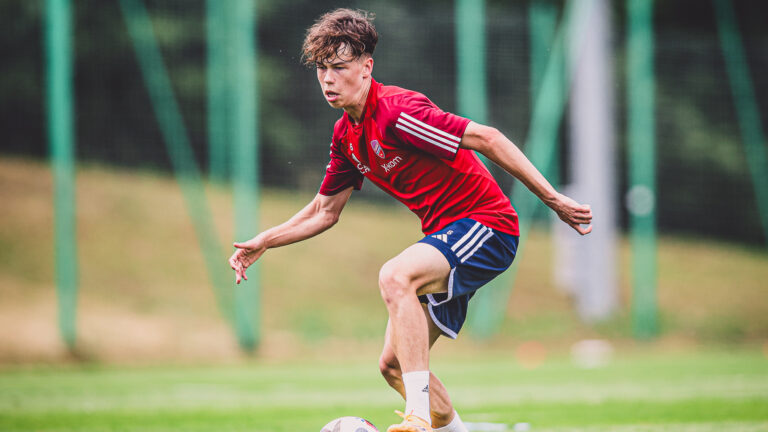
[392,410,431,431]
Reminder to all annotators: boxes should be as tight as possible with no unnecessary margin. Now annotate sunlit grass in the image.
[1,349,766,431]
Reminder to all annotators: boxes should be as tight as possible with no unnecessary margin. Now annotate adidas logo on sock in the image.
[422,384,429,393]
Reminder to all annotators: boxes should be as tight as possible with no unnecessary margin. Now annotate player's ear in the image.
[361,56,373,78]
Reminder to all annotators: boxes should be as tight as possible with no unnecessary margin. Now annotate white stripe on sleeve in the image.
[397,115,459,149]
[395,112,461,155]
[395,123,458,154]
[400,112,461,144]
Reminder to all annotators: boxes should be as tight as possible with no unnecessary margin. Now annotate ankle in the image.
[402,370,431,423]
[433,411,467,432]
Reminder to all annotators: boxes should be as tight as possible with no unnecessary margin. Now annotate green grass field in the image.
[1,157,768,431]
[2,349,767,431]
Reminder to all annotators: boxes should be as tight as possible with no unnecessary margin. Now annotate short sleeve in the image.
[318,140,364,196]
[390,94,471,160]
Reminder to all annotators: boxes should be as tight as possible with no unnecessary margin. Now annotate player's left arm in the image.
[460,121,593,235]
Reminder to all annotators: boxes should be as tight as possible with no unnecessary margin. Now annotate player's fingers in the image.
[578,224,593,235]
[568,222,588,235]
[573,215,592,224]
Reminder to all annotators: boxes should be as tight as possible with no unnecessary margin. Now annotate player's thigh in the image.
[380,243,451,297]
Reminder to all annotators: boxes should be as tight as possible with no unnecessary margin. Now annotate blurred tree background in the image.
[1,0,766,244]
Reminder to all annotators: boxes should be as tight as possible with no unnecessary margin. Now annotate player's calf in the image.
[379,354,405,395]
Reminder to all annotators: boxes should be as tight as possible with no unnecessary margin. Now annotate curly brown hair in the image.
[302,9,378,67]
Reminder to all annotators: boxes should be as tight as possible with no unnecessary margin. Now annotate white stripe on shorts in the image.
[427,267,455,307]
[451,222,481,253]
[456,226,488,259]
[460,229,494,263]
[428,303,458,339]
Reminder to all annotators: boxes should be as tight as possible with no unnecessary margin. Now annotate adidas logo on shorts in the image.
[431,234,448,243]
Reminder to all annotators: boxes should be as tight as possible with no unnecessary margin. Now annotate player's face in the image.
[316,52,373,114]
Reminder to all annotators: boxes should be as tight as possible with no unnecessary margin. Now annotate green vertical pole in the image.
[45,0,78,349]
[529,0,560,188]
[231,0,259,351]
[455,0,487,124]
[455,0,496,337]
[207,0,229,182]
[713,0,768,246]
[118,0,246,346]
[467,0,577,337]
[627,0,658,338]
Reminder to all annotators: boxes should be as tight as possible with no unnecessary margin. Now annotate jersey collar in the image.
[344,78,382,167]
[343,77,381,126]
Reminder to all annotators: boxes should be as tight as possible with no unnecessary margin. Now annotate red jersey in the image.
[319,79,519,236]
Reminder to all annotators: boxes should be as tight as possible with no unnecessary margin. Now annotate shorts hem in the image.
[428,303,458,339]
[426,268,455,306]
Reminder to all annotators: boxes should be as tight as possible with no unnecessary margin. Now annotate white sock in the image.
[402,370,431,422]
[434,411,468,432]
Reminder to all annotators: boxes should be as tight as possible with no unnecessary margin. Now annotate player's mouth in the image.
[325,90,340,102]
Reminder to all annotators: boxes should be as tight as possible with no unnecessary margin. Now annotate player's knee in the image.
[378,262,413,306]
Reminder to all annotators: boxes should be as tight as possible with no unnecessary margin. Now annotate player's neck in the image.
[344,78,372,125]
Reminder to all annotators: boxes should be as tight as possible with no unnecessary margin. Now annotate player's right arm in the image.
[228,186,353,284]
[460,121,593,235]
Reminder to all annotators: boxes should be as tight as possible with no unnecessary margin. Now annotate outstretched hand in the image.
[551,193,593,235]
[228,237,266,284]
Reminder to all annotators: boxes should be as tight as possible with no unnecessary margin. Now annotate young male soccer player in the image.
[229,9,593,432]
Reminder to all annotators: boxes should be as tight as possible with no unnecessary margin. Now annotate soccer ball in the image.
[320,416,379,432]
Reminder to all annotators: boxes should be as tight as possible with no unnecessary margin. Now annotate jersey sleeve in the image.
[318,139,364,196]
[389,94,471,160]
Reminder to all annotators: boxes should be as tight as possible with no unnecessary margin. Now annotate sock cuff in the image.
[434,411,466,432]
[402,370,430,379]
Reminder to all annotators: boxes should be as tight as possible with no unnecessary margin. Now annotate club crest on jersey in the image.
[370,140,385,159]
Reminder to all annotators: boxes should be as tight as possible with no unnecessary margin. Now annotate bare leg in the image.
[378,243,451,374]
[379,308,456,428]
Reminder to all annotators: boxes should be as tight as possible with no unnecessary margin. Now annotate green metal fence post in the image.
[45,0,78,350]
[455,0,499,338]
[713,0,768,247]
[529,0,562,203]
[230,0,259,351]
[207,0,230,182]
[118,0,246,346]
[627,0,659,338]
[455,0,487,125]
[467,0,577,338]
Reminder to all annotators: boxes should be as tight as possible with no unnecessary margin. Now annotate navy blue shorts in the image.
[417,218,519,339]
